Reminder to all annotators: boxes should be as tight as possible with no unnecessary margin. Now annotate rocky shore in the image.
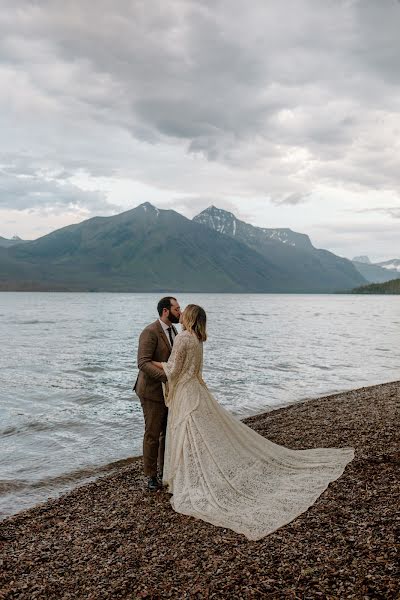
[1,381,399,599]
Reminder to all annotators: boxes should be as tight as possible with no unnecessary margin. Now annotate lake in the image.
[1,292,399,519]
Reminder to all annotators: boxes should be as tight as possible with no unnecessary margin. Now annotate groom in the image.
[134,296,181,491]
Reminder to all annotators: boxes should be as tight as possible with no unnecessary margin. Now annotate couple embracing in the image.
[134,297,354,541]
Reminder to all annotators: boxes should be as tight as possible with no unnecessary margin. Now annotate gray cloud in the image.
[0,0,400,233]
[2,3,399,141]
[310,219,400,262]
[354,206,400,219]
[0,164,118,213]
[273,192,311,206]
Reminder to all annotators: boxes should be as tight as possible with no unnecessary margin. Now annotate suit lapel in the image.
[156,320,172,352]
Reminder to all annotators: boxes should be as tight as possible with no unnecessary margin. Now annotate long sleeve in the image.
[162,333,188,382]
[137,329,167,383]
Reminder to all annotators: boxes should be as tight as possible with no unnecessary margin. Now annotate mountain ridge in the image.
[375,258,400,273]
[351,260,400,284]
[194,205,314,250]
[1,203,292,292]
[0,202,367,292]
[193,206,365,292]
[0,235,27,248]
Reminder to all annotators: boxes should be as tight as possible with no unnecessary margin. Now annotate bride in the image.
[152,304,354,541]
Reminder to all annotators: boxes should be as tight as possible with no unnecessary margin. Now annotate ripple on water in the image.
[1,426,18,436]
[271,363,297,372]
[71,394,105,406]
[15,320,57,325]
[1,291,399,519]
[0,479,30,493]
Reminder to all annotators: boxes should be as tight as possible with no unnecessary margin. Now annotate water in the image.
[1,292,399,519]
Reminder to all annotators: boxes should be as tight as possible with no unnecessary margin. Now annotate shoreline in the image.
[1,381,399,598]
[1,379,395,522]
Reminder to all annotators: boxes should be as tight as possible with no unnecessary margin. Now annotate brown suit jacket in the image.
[134,320,177,403]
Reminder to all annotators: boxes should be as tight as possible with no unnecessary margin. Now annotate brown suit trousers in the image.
[134,320,176,477]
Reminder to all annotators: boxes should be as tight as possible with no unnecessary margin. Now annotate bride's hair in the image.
[182,304,207,342]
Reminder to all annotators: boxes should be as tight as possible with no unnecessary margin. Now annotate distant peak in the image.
[201,205,236,219]
[137,202,160,215]
[352,255,371,264]
[194,205,238,237]
[139,201,156,210]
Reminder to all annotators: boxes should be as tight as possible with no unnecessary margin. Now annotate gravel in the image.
[1,381,399,599]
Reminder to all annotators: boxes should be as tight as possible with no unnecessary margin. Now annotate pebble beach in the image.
[1,381,399,599]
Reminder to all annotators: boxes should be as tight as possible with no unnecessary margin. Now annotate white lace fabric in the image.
[162,331,354,541]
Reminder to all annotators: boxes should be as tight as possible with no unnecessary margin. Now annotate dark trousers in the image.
[139,396,168,477]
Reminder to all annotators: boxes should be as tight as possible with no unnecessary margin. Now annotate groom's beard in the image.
[168,312,180,324]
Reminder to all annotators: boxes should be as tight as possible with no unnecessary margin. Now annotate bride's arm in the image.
[161,334,189,381]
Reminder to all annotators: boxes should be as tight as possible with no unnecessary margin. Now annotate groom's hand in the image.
[151,361,164,370]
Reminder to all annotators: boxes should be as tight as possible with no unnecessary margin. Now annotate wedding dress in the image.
[161,331,354,541]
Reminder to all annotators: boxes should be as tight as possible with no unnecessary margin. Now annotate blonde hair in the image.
[182,304,207,342]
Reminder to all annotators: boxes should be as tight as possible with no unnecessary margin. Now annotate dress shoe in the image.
[147,476,161,491]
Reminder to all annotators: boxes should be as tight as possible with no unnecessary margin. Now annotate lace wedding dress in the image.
[162,331,354,541]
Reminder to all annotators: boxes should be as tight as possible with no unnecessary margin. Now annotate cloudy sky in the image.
[1,0,399,261]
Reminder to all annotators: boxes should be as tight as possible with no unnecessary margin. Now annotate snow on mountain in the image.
[375,259,400,272]
[193,206,313,250]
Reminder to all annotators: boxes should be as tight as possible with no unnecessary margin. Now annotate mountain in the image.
[0,202,367,292]
[352,255,371,264]
[0,203,301,292]
[352,278,400,294]
[351,260,400,284]
[0,235,27,248]
[193,206,366,293]
[375,258,400,273]
[350,255,400,283]
[194,205,313,250]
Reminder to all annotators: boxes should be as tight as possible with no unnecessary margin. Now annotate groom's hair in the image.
[157,296,177,316]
